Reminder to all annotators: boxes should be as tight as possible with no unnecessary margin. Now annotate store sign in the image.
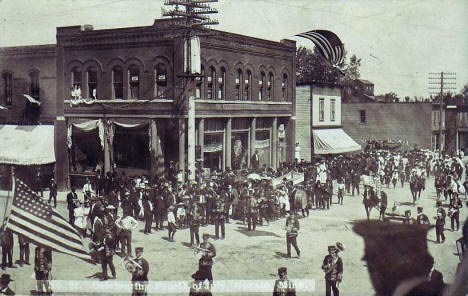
[131,76,139,81]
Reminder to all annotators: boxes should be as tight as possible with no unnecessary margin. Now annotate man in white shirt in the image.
[116,215,138,257]
[82,178,94,202]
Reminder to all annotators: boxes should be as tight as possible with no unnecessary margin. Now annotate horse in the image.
[363,186,379,220]
[409,176,423,205]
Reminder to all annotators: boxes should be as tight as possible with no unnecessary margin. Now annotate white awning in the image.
[313,128,361,154]
[0,125,55,165]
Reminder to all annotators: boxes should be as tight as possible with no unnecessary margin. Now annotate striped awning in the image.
[313,128,361,154]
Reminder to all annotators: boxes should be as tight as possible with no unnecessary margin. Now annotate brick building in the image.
[1,19,297,189]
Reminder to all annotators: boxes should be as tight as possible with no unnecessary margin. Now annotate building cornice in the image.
[0,44,56,57]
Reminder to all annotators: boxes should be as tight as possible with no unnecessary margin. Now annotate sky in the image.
[0,0,467,98]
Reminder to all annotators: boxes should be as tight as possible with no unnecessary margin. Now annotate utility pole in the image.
[428,72,456,154]
[163,0,218,181]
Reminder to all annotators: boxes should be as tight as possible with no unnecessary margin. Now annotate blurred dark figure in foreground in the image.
[0,274,14,295]
[353,221,445,296]
[273,267,296,296]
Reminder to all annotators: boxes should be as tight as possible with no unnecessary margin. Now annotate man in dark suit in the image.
[66,189,78,224]
[131,247,149,296]
[0,224,13,270]
[251,150,260,171]
[48,178,58,208]
[0,274,15,295]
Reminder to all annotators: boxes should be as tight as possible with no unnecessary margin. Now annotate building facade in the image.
[296,83,360,161]
[342,102,432,150]
[39,20,294,188]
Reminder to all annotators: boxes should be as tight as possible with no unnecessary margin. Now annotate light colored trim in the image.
[64,99,174,104]
[56,116,65,121]
[64,114,179,118]
[197,113,292,118]
[195,99,292,105]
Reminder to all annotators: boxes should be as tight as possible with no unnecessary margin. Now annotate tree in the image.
[404,96,410,103]
[376,92,399,103]
[296,46,344,84]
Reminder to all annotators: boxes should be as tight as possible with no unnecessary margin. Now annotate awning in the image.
[0,125,55,165]
[313,128,361,154]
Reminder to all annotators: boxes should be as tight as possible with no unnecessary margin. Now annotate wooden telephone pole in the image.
[162,0,218,181]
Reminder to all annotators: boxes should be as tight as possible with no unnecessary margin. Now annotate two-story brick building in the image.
[1,19,297,189]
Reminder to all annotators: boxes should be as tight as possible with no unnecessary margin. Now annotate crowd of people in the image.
[1,147,467,295]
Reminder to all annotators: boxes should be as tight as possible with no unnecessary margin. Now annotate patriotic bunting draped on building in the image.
[5,177,91,261]
[296,30,345,66]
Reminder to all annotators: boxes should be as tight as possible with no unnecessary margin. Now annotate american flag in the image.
[5,177,91,261]
[296,30,345,66]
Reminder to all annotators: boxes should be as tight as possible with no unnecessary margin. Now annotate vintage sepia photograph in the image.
[0,0,467,295]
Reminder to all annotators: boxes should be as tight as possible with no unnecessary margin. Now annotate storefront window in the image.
[113,125,150,169]
[203,133,223,171]
[255,130,271,168]
[70,128,103,173]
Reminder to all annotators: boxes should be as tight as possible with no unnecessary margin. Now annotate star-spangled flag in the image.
[296,30,345,66]
[5,177,91,261]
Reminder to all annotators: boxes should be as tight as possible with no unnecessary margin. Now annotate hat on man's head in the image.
[417,206,423,212]
[328,245,337,253]
[278,267,287,275]
[135,247,144,252]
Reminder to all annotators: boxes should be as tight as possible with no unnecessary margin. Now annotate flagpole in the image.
[2,166,15,225]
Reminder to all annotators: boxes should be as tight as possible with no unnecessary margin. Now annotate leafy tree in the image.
[296,46,345,84]
[376,92,399,103]
[404,96,410,103]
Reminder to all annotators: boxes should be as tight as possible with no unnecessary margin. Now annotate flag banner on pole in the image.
[5,177,91,261]
[296,30,345,66]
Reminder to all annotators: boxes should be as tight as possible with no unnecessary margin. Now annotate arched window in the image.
[235,69,243,100]
[112,66,123,99]
[155,63,167,98]
[259,71,265,101]
[196,65,204,99]
[268,72,274,100]
[207,66,216,100]
[3,73,12,105]
[29,71,40,100]
[128,65,140,99]
[282,74,288,101]
[244,70,252,100]
[72,67,82,92]
[218,67,226,100]
[87,67,97,99]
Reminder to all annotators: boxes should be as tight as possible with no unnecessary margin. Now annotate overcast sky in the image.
[1,0,467,98]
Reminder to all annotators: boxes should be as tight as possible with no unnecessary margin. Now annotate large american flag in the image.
[296,30,345,66]
[5,177,91,261]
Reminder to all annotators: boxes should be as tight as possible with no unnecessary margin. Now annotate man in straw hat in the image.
[353,221,445,296]
[273,267,296,296]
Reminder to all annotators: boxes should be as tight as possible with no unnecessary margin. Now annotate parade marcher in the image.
[101,228,117,280]
[130,247,149,296]
[18,234,30,266]
[416,207,430,225]
[251,150,260,171]
[0,274,15,295]
[193,234,216,284]
[0,223,13,270]
[34,246,52,295]
[246,192,258,231]
[337,179,345,205]
[351,170,360,196]
[321,244,343,296]
[379,191,387,221]
[190,204,201,247]
[403,210,415,224]
[272,267,296,296]
[47,178,58,208]
[116,214,138,257]
[448,196,462,231]
[167,205,177,241]
[353,221,445,296]
[214,192,226,240]
[435,201,446,244]
[107,188,119,217]
[285,213,300,258]
[142,193,152,235]
[66,188,78,224]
